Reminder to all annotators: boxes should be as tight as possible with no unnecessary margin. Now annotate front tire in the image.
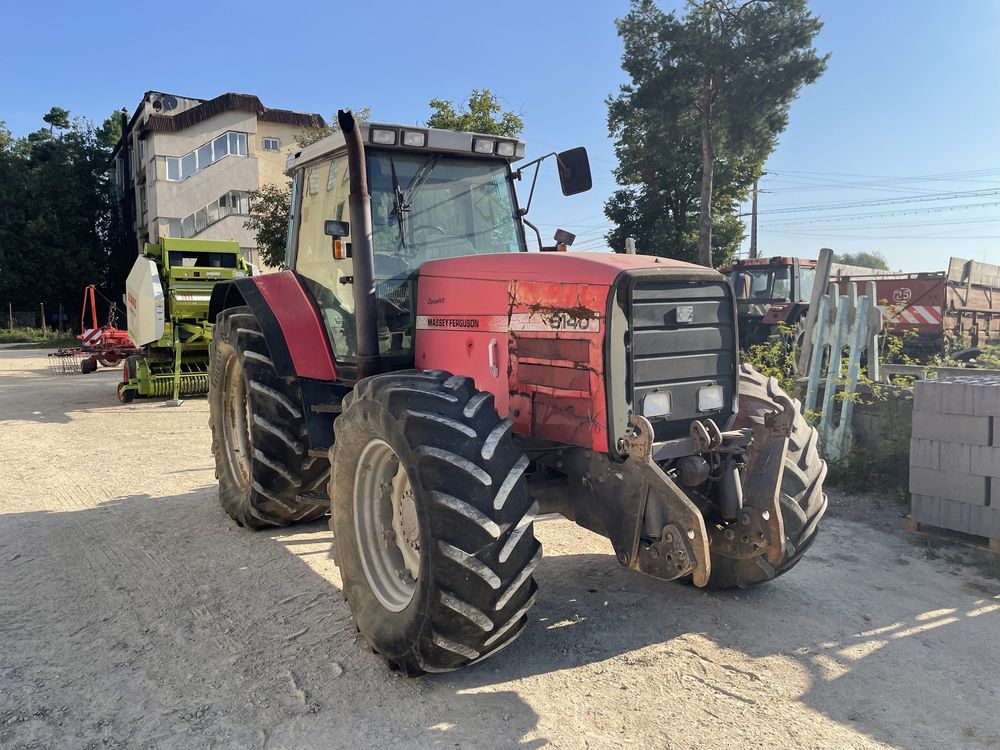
[330,370,541,674]
[704,365,828,588]
[208,306,328,529]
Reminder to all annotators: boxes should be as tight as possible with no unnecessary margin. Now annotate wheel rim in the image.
[222,356,252,489]
[354,439,420,612]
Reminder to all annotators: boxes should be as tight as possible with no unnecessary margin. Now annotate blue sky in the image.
[2,0,999,272]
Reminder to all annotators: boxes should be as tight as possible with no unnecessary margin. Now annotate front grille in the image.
[625,278,737,442]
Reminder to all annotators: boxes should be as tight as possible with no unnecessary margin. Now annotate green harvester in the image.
[120,237,252,405]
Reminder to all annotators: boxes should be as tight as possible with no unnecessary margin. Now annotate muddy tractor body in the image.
[207,112,827,673]
[120,237,251,404]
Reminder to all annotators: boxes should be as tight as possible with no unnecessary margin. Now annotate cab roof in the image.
[286,120,527,175]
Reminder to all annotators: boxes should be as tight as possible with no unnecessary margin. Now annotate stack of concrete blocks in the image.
[910,377,1000,546]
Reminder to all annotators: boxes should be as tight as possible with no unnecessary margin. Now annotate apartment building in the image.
[111,91,324,268]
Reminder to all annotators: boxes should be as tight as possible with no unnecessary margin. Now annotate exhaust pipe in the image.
[338,109,381,379]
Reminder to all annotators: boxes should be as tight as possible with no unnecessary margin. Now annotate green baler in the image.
[120,237,252,404]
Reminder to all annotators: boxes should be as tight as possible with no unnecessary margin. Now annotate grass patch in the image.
[0,327,79,349]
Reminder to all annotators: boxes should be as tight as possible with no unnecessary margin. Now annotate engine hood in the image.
[419,252,721,285]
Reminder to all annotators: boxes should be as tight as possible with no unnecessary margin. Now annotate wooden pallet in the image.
[905,518,1000,554]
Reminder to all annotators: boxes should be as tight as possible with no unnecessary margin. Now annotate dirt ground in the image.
[2,349,999,750]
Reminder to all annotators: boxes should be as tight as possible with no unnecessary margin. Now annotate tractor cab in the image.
[726,256,817,306]
[724,256,817,345]
[284,118,589,375]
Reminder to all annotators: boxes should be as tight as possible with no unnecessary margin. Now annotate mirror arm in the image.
[520,213,544,252]
[513,152,556,217]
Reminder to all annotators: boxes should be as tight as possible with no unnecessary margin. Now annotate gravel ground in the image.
[1,349,998,749]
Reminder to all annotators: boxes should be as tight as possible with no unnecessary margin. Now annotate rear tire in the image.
[704,364,828,589]
[209,306,328,529]
[330,370,541,674]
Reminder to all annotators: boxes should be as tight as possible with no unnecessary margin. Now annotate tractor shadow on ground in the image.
[0,487,544,748]
[4,485,998,748]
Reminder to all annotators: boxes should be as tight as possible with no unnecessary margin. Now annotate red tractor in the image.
[207,111,827,674]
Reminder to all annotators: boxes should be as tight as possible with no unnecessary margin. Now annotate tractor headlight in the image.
[371,128,397,145]
[642,391,672,418]
[402,130,426,147]
[473,138,495,154]
[496,141,516,157]
[698,385,725,412]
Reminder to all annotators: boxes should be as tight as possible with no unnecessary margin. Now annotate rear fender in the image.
[208,272,347,455]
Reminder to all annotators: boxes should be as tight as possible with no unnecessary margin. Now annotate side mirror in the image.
[556,147,592,196]
[553,228,576,246]
[325,220,350,238]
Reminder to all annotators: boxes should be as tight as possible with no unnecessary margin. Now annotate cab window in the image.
[294,155,356,361]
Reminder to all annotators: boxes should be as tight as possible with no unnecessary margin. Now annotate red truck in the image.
[726,256,1000,356]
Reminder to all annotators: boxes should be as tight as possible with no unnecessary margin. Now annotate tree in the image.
[427,90,523,137]
[607,0,827,267]
[42,106,71,135]
[244,182,292,269]
[837,251,890,270]
[96,111,125,150]
[0,108,117,328]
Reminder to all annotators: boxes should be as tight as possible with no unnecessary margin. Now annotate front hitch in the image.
[620,416,713,587]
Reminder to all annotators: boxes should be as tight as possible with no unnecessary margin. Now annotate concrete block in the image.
[909,438,939,470]
[968,506,1000,538]
[973,382,1000,417]
[909,467,988,505]
[912,380,936,412]
[937,381,974,415]
[971,446,1000,478]
[938,442,971,473]
[990,480,1000,507]
[911,411,991,445]
[937,498,973,534]
[910,493,940,525]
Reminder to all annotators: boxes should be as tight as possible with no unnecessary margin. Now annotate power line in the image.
[753,188,1000,216]
[759,201,1000,228]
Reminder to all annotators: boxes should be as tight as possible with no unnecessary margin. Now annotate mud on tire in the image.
[208,306,328,529]
[704,364,828,589]
[329,370,541,674]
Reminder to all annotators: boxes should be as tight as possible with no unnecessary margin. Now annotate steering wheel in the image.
[413,224,447,236]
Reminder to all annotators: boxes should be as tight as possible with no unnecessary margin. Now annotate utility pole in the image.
[749,172,766,258]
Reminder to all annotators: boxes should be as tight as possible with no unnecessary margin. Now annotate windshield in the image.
[731,266,793,301]
[367,149,525,268]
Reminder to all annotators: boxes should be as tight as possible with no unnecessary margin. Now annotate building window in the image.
[180,152,196,180]
[262,137,280,151]
[139,186,147,216]
[162,131,249,182]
